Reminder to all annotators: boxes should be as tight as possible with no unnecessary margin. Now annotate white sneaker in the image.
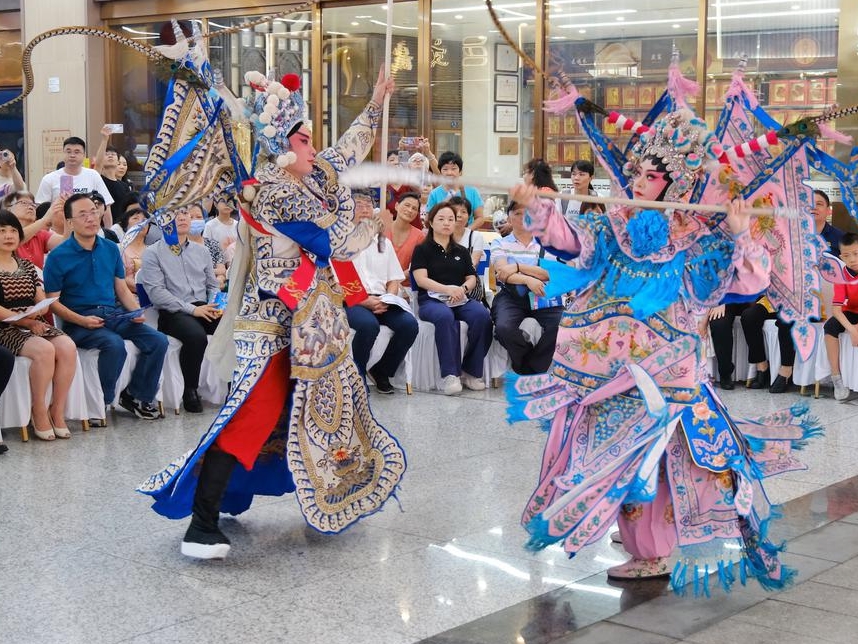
[442,375,462,395]
[832,375,850,401]
[461,373,486,391]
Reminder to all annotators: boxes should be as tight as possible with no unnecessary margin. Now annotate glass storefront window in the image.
[430,0,536,210]
[321,2,418,156]
[545,0,702,189]
[707,0,840,165]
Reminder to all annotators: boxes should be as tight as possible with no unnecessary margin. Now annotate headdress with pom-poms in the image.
[622,109,723,202]
[246,71,305,169]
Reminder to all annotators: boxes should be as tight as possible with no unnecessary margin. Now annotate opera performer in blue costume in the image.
[139,62,406,559]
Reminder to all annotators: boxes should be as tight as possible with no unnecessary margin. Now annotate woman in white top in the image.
[345,196,419,394]
[558,159,597,223]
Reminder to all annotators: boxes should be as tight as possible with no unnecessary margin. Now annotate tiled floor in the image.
[1,384,857,643]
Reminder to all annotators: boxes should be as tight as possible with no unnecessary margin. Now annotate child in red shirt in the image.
[824,232,858,400]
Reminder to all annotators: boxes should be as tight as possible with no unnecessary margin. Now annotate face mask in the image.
[189,220,205,236]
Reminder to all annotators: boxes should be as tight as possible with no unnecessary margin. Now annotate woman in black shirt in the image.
[411,202,493,395]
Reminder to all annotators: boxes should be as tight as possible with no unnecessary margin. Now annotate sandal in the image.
[33,426,56,441]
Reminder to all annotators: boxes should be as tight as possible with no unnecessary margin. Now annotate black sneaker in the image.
[136,401,161,420]
[119,387,159,420]
[183,389,203,413]
[369,367,395,394]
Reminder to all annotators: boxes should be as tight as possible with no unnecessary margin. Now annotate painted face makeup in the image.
[631,158,670,202]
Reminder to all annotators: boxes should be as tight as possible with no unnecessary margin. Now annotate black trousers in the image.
[0,345,13,395]
[158,307,220,391]
[708,303,752,381]
[491,289,563,375]
[740,303,795,368]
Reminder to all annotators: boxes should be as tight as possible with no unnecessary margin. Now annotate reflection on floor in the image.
[1,384,856,643]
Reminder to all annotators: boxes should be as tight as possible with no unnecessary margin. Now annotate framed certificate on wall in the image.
[494,104,519,133]
[494,74,519,103]
[495,43,518,72]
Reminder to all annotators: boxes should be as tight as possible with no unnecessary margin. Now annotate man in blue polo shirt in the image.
[44,193,168,420]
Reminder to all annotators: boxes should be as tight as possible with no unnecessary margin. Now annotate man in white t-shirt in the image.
[35,136,115,226]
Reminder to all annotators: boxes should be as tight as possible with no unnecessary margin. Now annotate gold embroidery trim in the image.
[234,320,287,335]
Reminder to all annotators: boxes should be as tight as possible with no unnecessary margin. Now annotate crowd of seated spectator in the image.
[8,129,856,457]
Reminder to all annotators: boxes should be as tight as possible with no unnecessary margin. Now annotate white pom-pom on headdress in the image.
[266,94,280,107]
[262,125,277,138]
[242,184,258,202]
[258,112,272,125]
[276,152,298,168]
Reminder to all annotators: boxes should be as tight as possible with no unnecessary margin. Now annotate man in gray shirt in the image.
[138,207,222,413]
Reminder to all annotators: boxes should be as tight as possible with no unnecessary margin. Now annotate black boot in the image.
[182,449,237,559]
[748,368,770,389]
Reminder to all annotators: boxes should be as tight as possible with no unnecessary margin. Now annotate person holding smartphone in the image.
[35,136,116,227]
[0,148,27,200]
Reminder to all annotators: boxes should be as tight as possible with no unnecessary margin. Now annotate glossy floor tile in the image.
[1,384,858,643]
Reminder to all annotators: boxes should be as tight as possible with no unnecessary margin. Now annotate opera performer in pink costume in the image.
[507,108,823,593]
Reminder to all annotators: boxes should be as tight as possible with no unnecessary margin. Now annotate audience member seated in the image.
[203,193,238,265]
[739,191,844,394]
[187,203,227,290]
[813,189,844,256]
[558,159,597,223]
[418,183,432,228]
[0,149,27,200]
[35,136,115,226]
[739,296,795,392]
[0,344,13,453]
[346,196,418,393]
[384,150,417,228]
[90,190,120,243]
[386,192,425,288]
[449,195,484,270]
[426,152,485,230]
[138,207,221,413]
[43,193,168,421]
[824,232,858,401]
[5,191,64,268]
[120,211,149,294]
[409,136,440,174]
[411,203,493,395]
[490,200,563,375]
[707,303,752,389]
[0,211,76,440]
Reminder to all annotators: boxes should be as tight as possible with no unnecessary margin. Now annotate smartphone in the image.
[399,136,420,151]
[59,174,73,195]
[106,123,124,134]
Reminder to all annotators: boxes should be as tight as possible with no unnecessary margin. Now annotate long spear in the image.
[339,163,801,218]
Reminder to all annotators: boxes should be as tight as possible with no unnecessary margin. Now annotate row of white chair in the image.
[706,318,858,397]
